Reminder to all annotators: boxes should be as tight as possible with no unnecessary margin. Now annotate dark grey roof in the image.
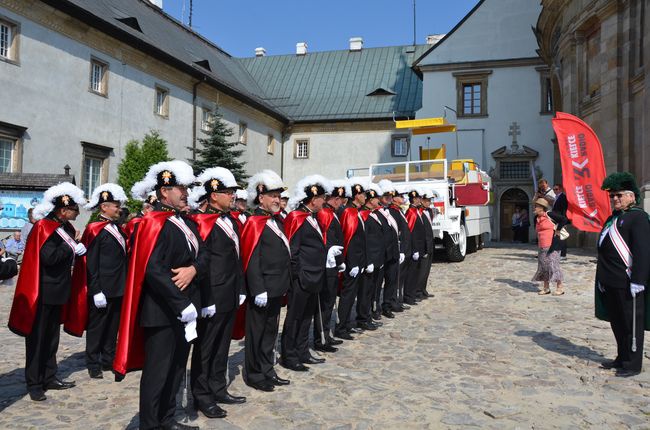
[0,173,76,190]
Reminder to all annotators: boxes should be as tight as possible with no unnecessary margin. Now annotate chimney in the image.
[426,34,445,45]
[255,47,266,57]
[349,37,363,51]
[296,42,307,56]
[147,0,163,8]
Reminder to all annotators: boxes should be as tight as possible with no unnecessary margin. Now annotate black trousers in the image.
[355,271,376,324]
[604,287,645,371]
[382,260,399,311]
[560,239,568,257]
[314,270,338,344]
[190,309,236,406]
[140,323,190,430]
[282,286,317,364]
[404,258,421,303]
[372,266,385,314]
[397,260,409,305]
[25,303,61,393]
[417,254,433,296]
[86,296,122,371]
[244,297,282,384]
[336,273,362,332]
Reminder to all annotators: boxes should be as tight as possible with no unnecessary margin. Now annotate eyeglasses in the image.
[217,190,235,195]
[609,192,631,199]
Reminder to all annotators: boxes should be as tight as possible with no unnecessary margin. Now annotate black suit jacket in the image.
[341,203,366,270]
[377,208,399,264]
[40,217,76,305]
[246,210,292,298]
[140,214,207,327]
[321,206,344,274]
[596,208,650,288]
[0,258,17,280]
[408,206,426,255]
[86,224,128,298]
[363,209,385,267]
[202,212,244,313]
[289,209,327,293]
[389,205,411,257]
[421,209,435,256]
[552,192,568,217]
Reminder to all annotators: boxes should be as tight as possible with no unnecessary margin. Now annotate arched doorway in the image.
[499,188,530,242]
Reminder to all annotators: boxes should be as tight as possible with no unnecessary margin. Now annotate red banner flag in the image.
[552,112,611,232]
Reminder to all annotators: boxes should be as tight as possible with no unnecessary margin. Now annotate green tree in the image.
[117,130,170,212]
[191,106,248,182]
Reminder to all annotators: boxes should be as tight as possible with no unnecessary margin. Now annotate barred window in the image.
[0,18,18,62]
[500,161,530,179]
[89,59,108,95]
[0,138,13,173]
[295,139,309,159]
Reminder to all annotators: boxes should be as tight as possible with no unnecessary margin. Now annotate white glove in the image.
[74,243,87,256]
[338,263,346,273]
[239,294,246,306]
[631,283,645,297]
[254,292,268,307]
[1,256,15,262]
[399,253,405,264]
[349,266,360,278]
[179,303,198,323]
[184,319,198,342]
[412,252,420,261]
[93,292,107,309]
[366,264,375,274]
[201,305,216,318]
[326,254,337,269]
[423,254,429,259]
[327,245,344,258]
[597,282,605,293]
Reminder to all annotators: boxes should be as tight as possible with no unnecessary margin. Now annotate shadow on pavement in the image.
[514,330,605,362]
[0,351,85,412]
[494,278,539,293]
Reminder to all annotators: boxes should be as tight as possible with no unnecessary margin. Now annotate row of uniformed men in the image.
[8,161,439,430]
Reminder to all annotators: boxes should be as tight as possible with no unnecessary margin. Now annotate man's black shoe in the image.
[349,327,364,334]
[267,375,290,386]
[357,322,378,331]
[280,361,309,372]
[197,402,227,419]
[599,359,623,369]
[215,392,246,404]
[423,292,434,298]
[400,304,411,310]
[44,379,75,391]
[88,369,103,379]
[404,300,417,306]
[326,337,343,345]
[615,368,641,377]
[28,390,46,401]
[314,343,338,353]
[101,364,113,371]
[372,321,383,327]
[371,311,382,321]
[162,420,200,430]
[382,309,395,319]
[301,355,325,364]
[246,380,275,392]
[392,306,404,313]
[334,331,354,340]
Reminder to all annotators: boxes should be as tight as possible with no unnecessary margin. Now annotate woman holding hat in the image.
[532,198,567,295]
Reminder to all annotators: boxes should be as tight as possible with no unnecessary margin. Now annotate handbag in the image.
[547,213,569,240]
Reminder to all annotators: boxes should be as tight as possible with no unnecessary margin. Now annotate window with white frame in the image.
[238,122,248,144]
[0,18,18,62]
[201,108,212,132]
[0,138,14,173]
[83,156,102,197]
[154,85,169,117]
[391,136,408,157]
[89,58,108,95]
[295,139,309,159]
[267,134,275,154]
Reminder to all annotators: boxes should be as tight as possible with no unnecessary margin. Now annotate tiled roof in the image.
[238,45,430,122]
[0,173,76,190]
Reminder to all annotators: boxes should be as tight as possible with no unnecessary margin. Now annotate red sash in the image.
[8,219,60,336]
[317,207,338,246]
[284,211,310,242]
[113,211,174,377]
[230,211,245,231]
[63,221,110,337]
[339,207,360,258]
[405,207,420,232]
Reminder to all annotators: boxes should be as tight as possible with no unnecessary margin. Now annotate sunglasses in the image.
[609,192,631,199]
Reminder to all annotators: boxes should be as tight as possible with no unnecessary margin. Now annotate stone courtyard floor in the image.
[1,243,649,429]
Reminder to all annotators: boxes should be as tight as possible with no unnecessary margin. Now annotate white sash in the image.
[423,209,433,224]
[266,218,290,252]
[357,212,365,231]
[609,218,632,278]
[168,216,199,258]
[216,216,240,255]
[238,213,247,226]
[368,212,380,224]
[306,216,323,239]
[56,227,77,252]
[104,223,126,253]
[380,208,399,235]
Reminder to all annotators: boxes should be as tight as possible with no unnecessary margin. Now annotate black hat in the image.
[54,194,79,209]
[365,188,379,199]
[408,190,421,199]
[331,186,347,198]
[350,183,365,197]
[145,193,158,205]
[303,184,326,201]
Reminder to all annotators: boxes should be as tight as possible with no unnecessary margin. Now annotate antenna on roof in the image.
[189,0,193,28]
[412,0,416,46]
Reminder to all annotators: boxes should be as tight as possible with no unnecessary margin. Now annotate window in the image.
[81,142,111,196]
[538,68,554,114]
[500,161,530,180]
[201,108,212,132]
[0,138,13,173]
[267,134,275,154]
[154,85,169,117]
[295,139,309,159]
[391,136,408,157]
[238,122,248,144]
[0,17,18,62]
[83,157,102,196]
[585,27,601,97]
[454,71,490,117]
[89,58,108,96]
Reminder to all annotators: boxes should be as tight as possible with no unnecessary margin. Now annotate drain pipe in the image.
[191,78,206,161]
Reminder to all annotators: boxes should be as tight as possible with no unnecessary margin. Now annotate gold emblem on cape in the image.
[311,185,318,196]
[211,179,220,190]
[161,170,172,184]
[101,191,109,201]
[61,195,70,206]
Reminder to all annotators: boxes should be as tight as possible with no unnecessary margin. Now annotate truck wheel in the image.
[466,235,478,254]
[477,233,484,250]
[445,223,467,262]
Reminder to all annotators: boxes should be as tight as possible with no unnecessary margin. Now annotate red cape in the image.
[63,221,110,337]
[405,207,420,232]
[113,211,174,377]
[284,210,310,242]
[317,207,337,246]
[230,211,245,231]
[339,207,360,258]
[8,219,60,336]
[123,216,142,249]
[186,213,220,241]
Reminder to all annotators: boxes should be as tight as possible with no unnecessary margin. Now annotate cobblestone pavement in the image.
[1,244,650,429]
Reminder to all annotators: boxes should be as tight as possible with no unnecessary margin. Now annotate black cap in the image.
[156,170,181,189]
[331,186,347,198]
[54,194,79,210]
[366,189,379,199]
[303,184,326,202]
[351,183,365,197]
[408,190,421,199]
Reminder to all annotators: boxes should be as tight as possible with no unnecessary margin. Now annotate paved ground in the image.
[1,243,650,429]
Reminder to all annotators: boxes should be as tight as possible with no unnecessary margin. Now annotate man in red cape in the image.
[8,182,87,401]
[241,170,291,392]
[123,192,157,246]
[334,179,367,340]
[404,189,426,305]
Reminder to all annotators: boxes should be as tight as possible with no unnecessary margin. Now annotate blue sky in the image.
[162,0,481,57]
